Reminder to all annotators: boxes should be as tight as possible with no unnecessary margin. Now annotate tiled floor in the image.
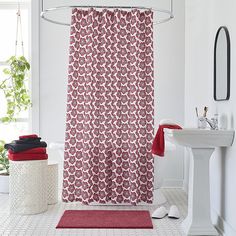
[0,189,187,236]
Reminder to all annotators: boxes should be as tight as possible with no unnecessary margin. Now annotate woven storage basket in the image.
[10,160,48,215]
[47,163,58,204]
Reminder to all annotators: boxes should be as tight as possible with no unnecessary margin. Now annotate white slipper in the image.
[152,206,168,219]
[168,205,180,219]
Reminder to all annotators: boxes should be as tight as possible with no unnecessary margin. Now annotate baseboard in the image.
[211,208,236,236]
[162,179,183,188]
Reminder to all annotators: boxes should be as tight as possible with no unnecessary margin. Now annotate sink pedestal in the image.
[182,148,218,236]
[164,128,234,235]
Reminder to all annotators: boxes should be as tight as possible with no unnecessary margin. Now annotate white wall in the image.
[154,0,185,188]
[185,0,236,235]
[36,0,185,188]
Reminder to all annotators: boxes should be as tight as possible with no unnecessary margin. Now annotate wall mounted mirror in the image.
[214,26,230,101]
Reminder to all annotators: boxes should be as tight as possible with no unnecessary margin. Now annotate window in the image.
[0,1,31,142]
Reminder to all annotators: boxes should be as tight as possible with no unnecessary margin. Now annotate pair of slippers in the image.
[152,205,180,219]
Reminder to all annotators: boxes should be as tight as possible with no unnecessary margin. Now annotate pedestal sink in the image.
[164,128,234,236]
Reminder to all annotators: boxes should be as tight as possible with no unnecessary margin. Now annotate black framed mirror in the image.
[214,26,230,101]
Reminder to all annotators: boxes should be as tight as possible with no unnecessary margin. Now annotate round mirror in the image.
[214,26,230,101]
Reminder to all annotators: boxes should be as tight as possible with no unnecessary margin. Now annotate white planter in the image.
[0,174,9,193]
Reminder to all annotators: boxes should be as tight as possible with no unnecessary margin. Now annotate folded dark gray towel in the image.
[4,141,47,153]
[13,137,41,144]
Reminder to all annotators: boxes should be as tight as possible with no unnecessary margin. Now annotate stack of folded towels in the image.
[4,134,48,161]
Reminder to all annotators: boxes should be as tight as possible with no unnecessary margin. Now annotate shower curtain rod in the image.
[40,0,174,26]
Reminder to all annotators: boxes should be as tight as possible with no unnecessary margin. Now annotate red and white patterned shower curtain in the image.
[62,8,154,205]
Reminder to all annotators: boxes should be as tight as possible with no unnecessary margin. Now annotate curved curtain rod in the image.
[40,0,174,26]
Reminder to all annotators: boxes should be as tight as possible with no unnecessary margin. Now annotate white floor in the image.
[0,189,187,236]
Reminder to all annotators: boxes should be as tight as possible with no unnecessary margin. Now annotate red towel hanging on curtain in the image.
[152,124,182,157]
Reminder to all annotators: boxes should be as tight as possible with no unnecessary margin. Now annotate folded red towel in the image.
[8,153,48,161]
[152,124,182,157]
[8,147,46,154]
[19,134,38,140]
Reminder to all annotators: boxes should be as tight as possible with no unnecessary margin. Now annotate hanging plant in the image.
[0,55,31,123]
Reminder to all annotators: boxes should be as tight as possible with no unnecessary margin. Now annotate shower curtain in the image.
[62,8,154,205]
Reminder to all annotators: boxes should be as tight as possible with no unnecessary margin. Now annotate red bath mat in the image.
[56,210,153,229]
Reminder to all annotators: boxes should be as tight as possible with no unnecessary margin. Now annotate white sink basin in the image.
[164,128,234,148]
[165,128,234,236]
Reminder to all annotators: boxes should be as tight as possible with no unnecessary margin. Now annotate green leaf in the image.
[0,117,9,122]
[3,68,10,74]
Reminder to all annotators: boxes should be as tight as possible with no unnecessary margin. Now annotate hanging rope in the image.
[15,2,24,56]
